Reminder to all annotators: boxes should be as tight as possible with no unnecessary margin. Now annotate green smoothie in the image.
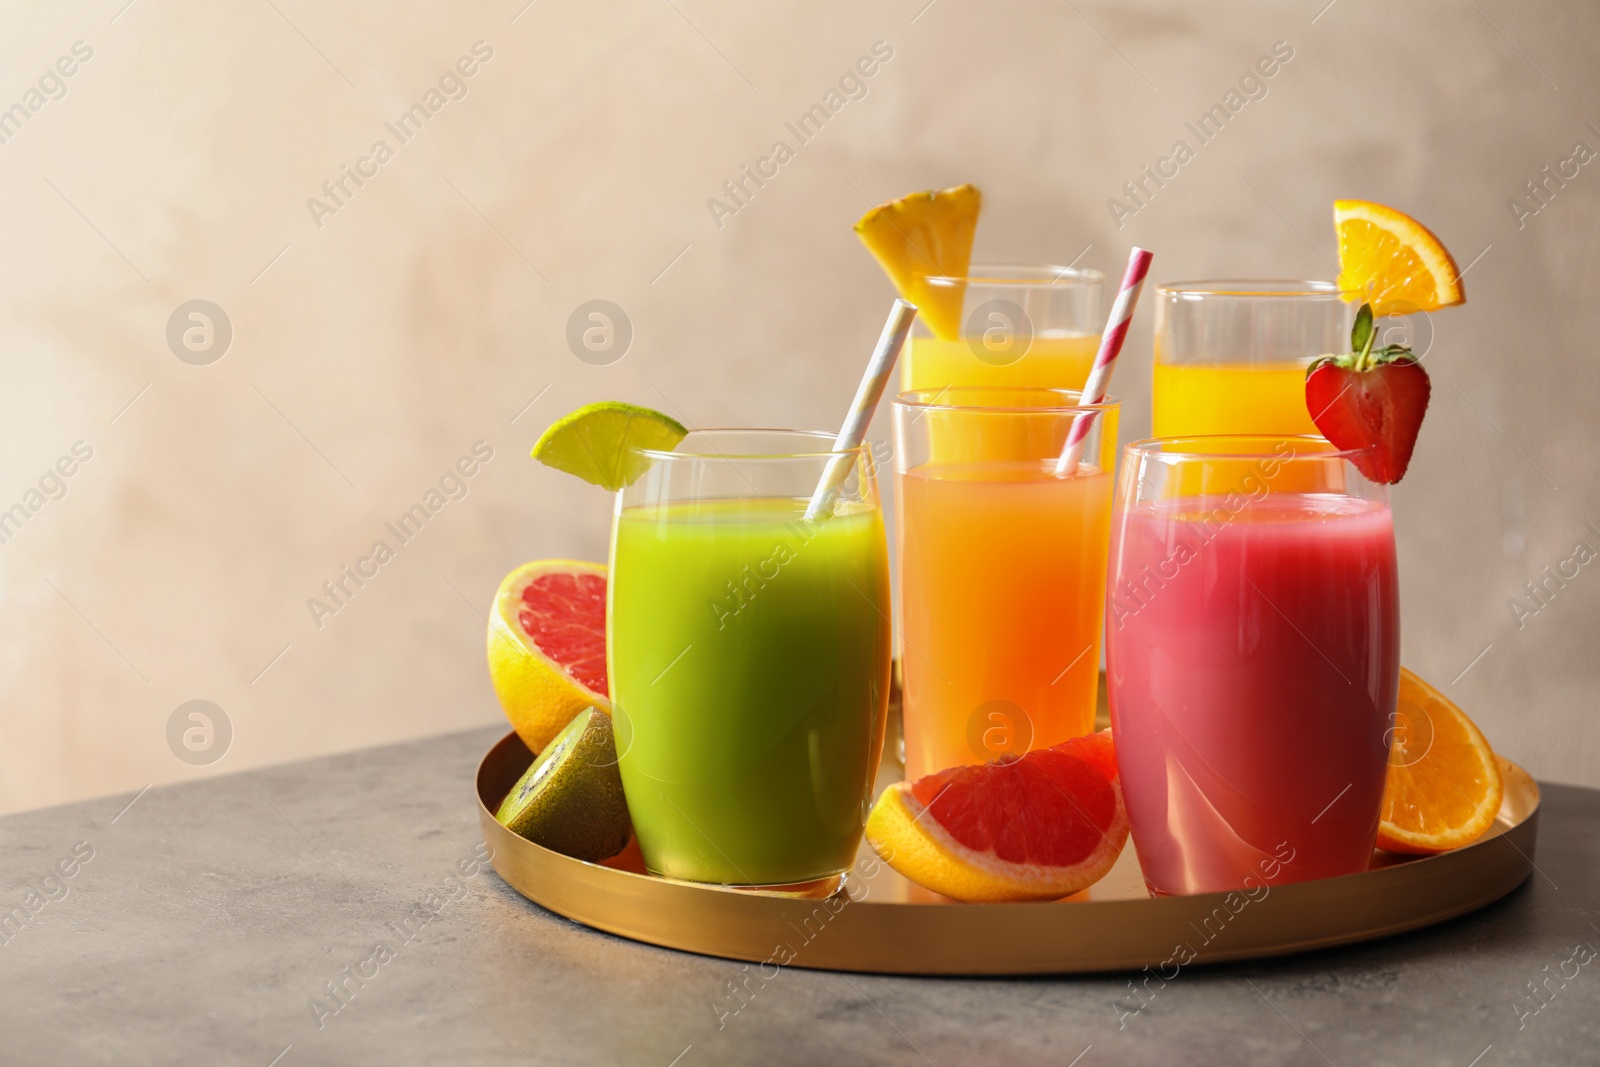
[608,497,890,885]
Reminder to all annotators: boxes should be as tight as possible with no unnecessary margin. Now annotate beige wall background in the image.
[1,0,1596,816]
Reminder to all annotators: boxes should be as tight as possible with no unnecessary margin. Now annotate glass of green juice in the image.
[608,429,892,887]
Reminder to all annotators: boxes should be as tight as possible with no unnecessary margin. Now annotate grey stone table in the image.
[3,726,1596,1067]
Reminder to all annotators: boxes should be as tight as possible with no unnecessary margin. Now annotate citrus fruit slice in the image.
[495,707,633,862]
[488,560,611,754]
[855,183,981,341]
[1376,668,1504,854]
[1334,200,1464,317]
[865,730,1128,902]
[531,401,687,490]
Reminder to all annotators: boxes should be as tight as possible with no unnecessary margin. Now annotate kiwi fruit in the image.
[495,707,633,862]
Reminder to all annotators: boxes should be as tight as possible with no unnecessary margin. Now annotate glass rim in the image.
[628,427,867,462]
[924,263,1106,289]
[1124,434,1373,462]
[894,386,1118,415]
[1155,279,1354,299]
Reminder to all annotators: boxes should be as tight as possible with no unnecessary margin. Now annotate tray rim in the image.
[475,729,1541,976]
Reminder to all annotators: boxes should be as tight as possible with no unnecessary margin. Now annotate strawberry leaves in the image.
[1350,302,1375,361]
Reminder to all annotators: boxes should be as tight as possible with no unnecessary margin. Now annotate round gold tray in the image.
[475,693,1539,975]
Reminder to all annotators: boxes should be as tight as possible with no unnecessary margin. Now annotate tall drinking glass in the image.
[608,430,891,887]
[1152,281,1352,438]
[894,388,1118,781]
[902,265,1104,393]
[1106,436,1399,896]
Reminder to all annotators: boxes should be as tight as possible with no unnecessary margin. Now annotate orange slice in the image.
[854,183,981,340]
[487,560,611,753]
[1376,668,1503,854]
[1334,200,1464,316]
[864,730,1127,902]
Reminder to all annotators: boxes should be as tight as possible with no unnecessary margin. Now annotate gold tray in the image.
[475,693,1539,975]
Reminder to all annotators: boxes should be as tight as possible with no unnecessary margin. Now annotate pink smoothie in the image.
[1107,494,1398,896]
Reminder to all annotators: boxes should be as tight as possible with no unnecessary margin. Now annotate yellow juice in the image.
[1151,361,1319,438]
[898,461,1114,781]
[902,332,1099,393]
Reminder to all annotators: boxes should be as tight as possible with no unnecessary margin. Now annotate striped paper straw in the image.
[1053,247,1154,476]
[803,299,918,520]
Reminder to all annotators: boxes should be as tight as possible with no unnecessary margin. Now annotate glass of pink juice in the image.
[1106,436,1399,896]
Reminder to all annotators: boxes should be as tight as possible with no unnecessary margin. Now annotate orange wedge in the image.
[1334,200,1464,317]
[1376,668,1503,855]
[854,183,981,340]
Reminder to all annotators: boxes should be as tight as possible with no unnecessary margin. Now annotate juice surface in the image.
[608,498,890,885]
[898,462,1113,780]
[1107,494,1398,895]
[902,332,1099,393]
[1152,361,1320,438]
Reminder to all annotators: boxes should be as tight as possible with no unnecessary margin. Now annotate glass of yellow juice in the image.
[892,388,1119,782]
[902,265,1104,394]
[1151,280,1352,438]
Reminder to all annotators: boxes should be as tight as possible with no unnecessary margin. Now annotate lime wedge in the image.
[495,707,633,862]
[531,401,688,490]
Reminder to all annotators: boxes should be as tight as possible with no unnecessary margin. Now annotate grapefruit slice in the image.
[855,183,981,341]
[865,730,1128,902]
[1376,668,1503,854]
[488,560,611,753]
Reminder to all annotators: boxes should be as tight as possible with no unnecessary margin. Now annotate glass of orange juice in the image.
[892,387,1119,780]
[902,265,1104,394]
[1151,281,1352,438]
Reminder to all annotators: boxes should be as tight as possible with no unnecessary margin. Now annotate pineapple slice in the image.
[854,184,981,340]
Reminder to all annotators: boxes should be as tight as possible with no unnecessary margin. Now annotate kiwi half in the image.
[495,707,633,862]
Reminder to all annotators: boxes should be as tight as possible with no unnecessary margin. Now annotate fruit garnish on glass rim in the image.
[1334,199,1464,316]
[1306,303,1430,484]
[1309,200,1466,484]
[531,401,687,490]
[854,183,981,341]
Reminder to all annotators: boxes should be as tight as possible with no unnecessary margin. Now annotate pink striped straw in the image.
[1053,246,1154,476]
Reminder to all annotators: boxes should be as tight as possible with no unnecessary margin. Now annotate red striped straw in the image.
[1053,246,1154,476]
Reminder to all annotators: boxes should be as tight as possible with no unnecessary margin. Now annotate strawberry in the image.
[1305,303,1431,484]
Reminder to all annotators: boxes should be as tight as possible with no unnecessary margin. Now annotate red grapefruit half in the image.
[866,730,1128,902]
[487,560,610,753]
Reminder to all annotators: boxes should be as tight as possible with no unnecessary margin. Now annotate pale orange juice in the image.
[1151,360,1318,438]
[898,461,1114,780]
[902,332,1100,393]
